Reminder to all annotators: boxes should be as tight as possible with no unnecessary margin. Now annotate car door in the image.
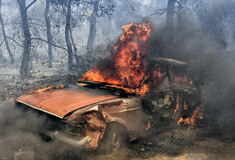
[141,63,175,128]
[125,97,145,139]
[171,66,199,120]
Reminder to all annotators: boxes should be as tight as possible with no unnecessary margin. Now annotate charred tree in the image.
[0,0,14,64]
[17,0,37,78]
[87,0,99,55]
[70,28,77,56]
[65,0,73,73]
[0,32,2,59]
[166,0,176,41]
[176,0,187,43]
[70,26,79,68]
[177,0,187,28]
[44,0,53,68]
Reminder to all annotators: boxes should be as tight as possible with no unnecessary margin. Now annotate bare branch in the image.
[26,0,37,10]
[5,36,23,47]
[31,37,68,51]
[0,38,4,46]
[147,9,167,17]
[28,17,45,25]
[175,0,182,5]
[127,11,145,18]
[128,8,167,19]
[175,0,187,9]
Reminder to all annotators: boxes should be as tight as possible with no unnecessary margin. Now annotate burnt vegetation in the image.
[0,0,235,159]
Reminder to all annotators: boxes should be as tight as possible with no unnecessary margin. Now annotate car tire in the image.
[100,123,127,153]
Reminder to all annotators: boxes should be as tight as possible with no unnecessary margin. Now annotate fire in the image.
[34,86,52,93]
[29,85,65,93]
[145,121,151,131]
[145,116,152,131]
[178,105,204,127]
[173,94,180,119]
[56,85,65,89]
[81,22,154,95]
[173,94,204,127]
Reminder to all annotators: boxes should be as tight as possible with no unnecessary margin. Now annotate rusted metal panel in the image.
[16,87,117,118]
[125,98,145,137]
[80,112,107,148]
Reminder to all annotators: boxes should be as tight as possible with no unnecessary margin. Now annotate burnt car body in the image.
[16,58,201,152]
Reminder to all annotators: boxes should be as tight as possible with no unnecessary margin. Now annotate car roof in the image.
[150,57,188,67]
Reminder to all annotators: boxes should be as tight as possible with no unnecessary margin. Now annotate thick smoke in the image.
[0,101,87,159]
[145,2,235,137]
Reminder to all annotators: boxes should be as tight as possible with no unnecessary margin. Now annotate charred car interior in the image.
[15,57,202,153]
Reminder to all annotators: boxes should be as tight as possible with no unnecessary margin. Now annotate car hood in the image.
[16,86,118,119]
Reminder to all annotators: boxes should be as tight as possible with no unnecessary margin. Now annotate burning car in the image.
[15,22,202,152]
[16,58,201,152]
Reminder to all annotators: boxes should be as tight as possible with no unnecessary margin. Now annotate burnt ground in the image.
[0,74,234,160]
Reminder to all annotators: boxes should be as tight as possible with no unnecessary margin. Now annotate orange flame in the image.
[178,105,204,127]
[145,121,151,131]
[30,85,65,93]
[173,94,180,119]
[34,86,53,93]
[81,22,154,95]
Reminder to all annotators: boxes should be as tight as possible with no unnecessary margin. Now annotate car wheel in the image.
[101,123,127,153]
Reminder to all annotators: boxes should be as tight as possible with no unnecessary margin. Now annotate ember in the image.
[29,85,65,93]
[32,86,53,93]
[178,105,204,127]
[173,94,180,119]
[81,22,154,95]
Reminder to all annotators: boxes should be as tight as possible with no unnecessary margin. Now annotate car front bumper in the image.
[41,129,90,147]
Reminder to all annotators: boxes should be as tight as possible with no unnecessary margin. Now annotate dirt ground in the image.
[0,70,234,160]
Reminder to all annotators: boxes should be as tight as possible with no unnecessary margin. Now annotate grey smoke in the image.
[146,1,235,137]
[0,101,87,159]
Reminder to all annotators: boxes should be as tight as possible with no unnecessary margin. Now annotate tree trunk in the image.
[65,0,73,73]
[0,32,2,58]
[70,26,79,68]
[0,0,14,64]
[87,0,99,54]
[44,0,53,68]
[166,0,176,40]
[177,0,187,28]
[17,0,34,78]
